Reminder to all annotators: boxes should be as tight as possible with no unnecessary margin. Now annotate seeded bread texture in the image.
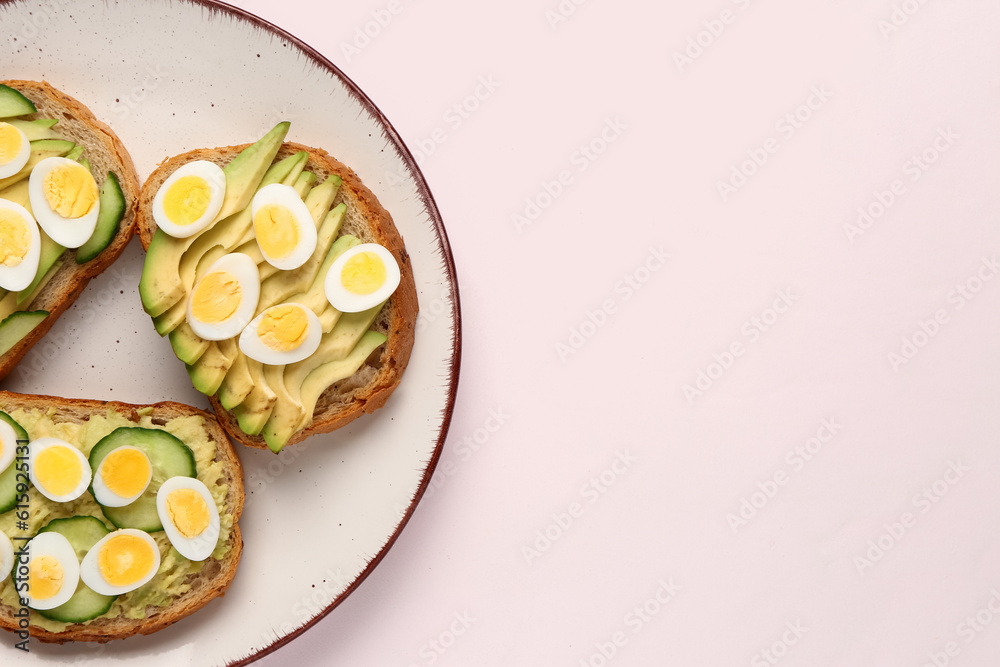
[136,141,417,449]
[0,80,140,383]
[0,390,244,643]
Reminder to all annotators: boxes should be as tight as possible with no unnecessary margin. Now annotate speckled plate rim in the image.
[0,0,461,663]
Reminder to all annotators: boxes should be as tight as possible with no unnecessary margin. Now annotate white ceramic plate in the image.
[0,0,460,664]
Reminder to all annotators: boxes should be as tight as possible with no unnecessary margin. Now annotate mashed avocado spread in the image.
[0,407,233,632]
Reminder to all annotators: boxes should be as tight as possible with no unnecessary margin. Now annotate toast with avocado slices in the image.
[135,124,417,453]
[0,389,244,643]
[0,80,139,382]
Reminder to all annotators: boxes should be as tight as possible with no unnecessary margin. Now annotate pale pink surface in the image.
[225,0,1000,665]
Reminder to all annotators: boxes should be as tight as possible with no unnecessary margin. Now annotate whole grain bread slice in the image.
[0,80,140,382]
[136,141,418,450]
[0,390,244,643]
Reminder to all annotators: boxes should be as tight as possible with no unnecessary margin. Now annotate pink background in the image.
[221,0,1000,665]
[6,0,994,664]
[231,0,1000,664]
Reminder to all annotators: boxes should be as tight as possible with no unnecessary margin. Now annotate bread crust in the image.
[137,141,417,449]
[0,390,244,643]
[0,80,140,383]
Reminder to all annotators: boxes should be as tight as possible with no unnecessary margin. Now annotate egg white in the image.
[324,243,401,313]
[0,198,41,292]
[250,183,317,270]
[23,531,80,610]
[0,123,31,179]
[27,156,100,248]
[155,476,221,562]
[28,437,92,503]
[0,419,18,476]
[187,253,262,341]
[152,160,227,238]
[0,530,13,582]
[80,529,161,596]
[92,445,152,508]
[238,303,322,365]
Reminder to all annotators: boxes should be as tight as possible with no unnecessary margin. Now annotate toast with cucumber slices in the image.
[0,390,244,643]
[0,80,139,382]
[135,123,418,453]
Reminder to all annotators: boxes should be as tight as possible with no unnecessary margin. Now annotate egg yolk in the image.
[100,449,151,499]
[43,163,98,219]
[35,446,82,496]
[341,252,386,295]
[254,204,300,259]
[0,124,23,166]
[166,488,211,538]
[163,175,212,226]
[0,209,29,267]
[98,534,156,587]
[257,305,309,352]
[29,555,64,600]
[192,271,242,324]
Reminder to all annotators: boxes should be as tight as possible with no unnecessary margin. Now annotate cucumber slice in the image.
[0,84,37,118]
[77,172,125,264]
[88,427,196,532]
[36,516,117,623]
[0,310,49,357]
[0,412,29,514]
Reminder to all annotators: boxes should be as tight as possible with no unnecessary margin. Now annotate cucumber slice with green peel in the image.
[88,427,197,532]
[77,172,126,264]
[0,411,29,514]
[0,310,48,357]
[36,516,117,623]
[0,84,37,118]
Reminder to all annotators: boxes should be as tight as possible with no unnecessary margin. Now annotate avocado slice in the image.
[0,139,75,191]
[0,290,19,323]
[4,118,59,141]
[168,321,210,366]
[262,330,387,452]
[18,241,63,306]
[186,339,236,395]
[0,310,48,357]
[217,350,253,410]
[139,123,293,318]
[233,359,277,435]
[0,85,37,118]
